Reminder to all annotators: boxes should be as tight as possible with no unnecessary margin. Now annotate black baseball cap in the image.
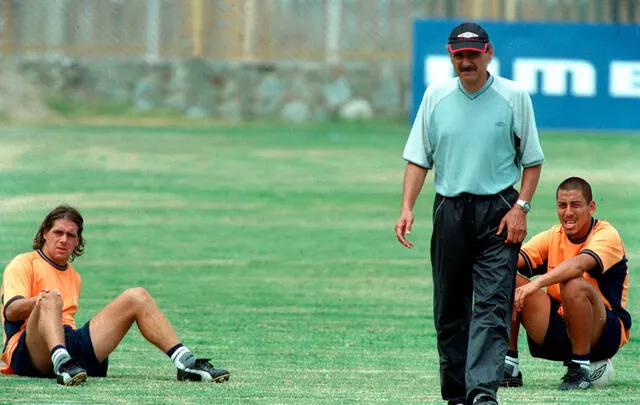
[447,22,490,53]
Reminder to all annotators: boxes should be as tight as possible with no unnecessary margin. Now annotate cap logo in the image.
[457,32,479,39]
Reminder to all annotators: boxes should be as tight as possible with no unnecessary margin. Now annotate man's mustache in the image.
[460,66,476,72]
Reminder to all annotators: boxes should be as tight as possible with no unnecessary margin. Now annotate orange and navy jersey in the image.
[519,218,631,347]
[1,250,81,370]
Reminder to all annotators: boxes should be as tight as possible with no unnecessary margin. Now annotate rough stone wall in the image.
[10,57,411,122]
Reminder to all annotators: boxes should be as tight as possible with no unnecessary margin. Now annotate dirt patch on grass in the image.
[0,63,54,121]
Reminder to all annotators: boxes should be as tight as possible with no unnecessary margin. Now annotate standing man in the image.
[395,22,544,405]
[1,205,230,385]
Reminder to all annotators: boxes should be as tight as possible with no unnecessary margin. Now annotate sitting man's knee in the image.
[123,287,153,306]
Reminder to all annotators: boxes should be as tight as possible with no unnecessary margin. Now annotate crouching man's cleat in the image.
[501,361,523,387]
[558,361,591,390]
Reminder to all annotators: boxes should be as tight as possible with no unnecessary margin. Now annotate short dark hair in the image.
[33,205,85,261]
[556,177,593,202]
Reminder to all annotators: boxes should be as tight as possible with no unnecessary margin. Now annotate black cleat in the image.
[558,361,592,390]
[177,358,230,383]
[55,358,88,386]
[501,361,523,387]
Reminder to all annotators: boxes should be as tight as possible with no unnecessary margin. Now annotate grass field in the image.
[0,121,638,404]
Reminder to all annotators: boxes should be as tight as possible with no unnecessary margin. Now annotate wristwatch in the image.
[515,199,531,213]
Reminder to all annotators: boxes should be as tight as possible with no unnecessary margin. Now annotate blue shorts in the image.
[10,321,109,377]
[527,299,622,361]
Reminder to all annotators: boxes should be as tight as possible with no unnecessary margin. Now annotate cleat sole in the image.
[211,373,230,383]
[60,371,88,386]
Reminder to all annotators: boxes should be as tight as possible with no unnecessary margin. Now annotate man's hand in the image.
[395,211,415,248]
[513,281,539,312]
[37,288,51,302]
[37,288,61,303]
[497,206,527,244]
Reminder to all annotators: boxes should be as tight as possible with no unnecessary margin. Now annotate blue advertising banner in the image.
[412,20,640,130]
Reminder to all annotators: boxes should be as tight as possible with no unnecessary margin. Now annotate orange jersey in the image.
[520,218,630,347]
[1,250,81,370]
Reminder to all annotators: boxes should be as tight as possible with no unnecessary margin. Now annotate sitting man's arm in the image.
[2,255,51,322]
[530,253,596,288]
[514,253,596,311]
[4,296,39,322]
[4,288,61,322]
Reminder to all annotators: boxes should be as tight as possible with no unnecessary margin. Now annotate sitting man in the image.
[501,177,630,390]
[1,205,230,385]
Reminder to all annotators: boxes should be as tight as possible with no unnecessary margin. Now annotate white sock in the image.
[573,358,590,373]
[51,346,72,373]
[171,345,196,370]
[505,355,520,376]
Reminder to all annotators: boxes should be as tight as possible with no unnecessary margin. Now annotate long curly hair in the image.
[32,205,85,262]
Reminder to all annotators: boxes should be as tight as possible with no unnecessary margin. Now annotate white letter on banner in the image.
[424,56,452,86]
[423,56,501,86]
[609,61,640,98]
[513,59,596,97]
[489,60,501,79]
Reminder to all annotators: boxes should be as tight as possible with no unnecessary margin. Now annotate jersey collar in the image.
[457,72,494,100]
[36,248,68,271]
[567,217,597,244]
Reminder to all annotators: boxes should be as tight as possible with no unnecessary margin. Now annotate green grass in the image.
[0,121,638,404]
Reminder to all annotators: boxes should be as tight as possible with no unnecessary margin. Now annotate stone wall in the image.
[10,57,411,122]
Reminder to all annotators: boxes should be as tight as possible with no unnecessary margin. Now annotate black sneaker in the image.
[558,361,592,390]
[55,358,88,386]
[177,358,230,383]
[500,361,523,387]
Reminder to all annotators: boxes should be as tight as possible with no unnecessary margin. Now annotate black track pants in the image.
[430,187,520,403]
